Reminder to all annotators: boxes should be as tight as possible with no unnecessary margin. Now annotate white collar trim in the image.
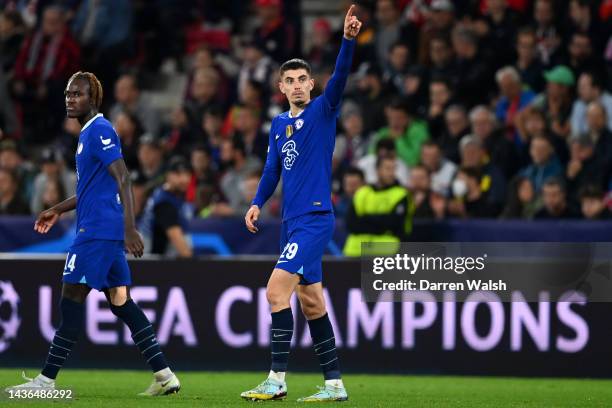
[288,109,304,118]
[81,113,103,132]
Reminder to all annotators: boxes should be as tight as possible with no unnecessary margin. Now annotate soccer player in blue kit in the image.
[241,5,362,403]
[5,72,180,396]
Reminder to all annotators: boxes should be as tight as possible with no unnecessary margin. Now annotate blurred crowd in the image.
[2,0,612,224]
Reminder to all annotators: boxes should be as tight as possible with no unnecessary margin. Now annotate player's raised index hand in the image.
[245,205,260,234]
[34,209,59,234]
[344,4,362,40]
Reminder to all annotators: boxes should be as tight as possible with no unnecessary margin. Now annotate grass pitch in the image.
[1,369,612,407]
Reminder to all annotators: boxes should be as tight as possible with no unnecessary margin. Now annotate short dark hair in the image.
[543,177,566,193]
[386,97,411,114]
[280,58,311,77]
[579,184,604,200]
[458,166,481,182]
[581,70,604,90]
[375,138,396,154]
[376,155,395,169]
[344,166,365,181]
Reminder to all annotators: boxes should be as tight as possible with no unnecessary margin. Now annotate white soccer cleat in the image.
[4,371,55,392]
[138,373,181,396]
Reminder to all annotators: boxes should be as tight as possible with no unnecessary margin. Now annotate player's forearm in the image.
[324,38,355,107]
[50,195,77,214]
[252,171,280,208]
[118,179,138,231]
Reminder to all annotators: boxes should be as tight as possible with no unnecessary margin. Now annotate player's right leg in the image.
[240,268,299,401]
[5,283,90,392]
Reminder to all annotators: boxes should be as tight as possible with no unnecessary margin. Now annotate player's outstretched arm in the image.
[108,159,144,258]
[247,124,281,233]
[323,4,362,109]
[34,195,77,233]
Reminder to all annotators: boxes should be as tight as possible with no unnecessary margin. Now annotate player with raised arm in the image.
[241,5,362,403]
[5,72,180,396]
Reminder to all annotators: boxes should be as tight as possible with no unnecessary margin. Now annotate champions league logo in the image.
[0,281,21,353]
[281,140,299,170]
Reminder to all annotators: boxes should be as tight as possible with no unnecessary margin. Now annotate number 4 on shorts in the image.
[64,253,77,272]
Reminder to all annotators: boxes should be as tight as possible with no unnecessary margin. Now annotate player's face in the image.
[279,69,314,107]
[65,79,92,119]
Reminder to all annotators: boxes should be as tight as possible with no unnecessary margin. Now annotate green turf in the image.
[1,369,612,407]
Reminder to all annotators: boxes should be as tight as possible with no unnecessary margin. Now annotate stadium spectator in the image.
[0,70,17,138]
[532,0,562,66]
[584,100,612,174]
[369,97,429,166]
[30,148,76,215]
[566,135,606,207]
[132,135,165,214]
[0,9,25,74]
[383,41,411,94]
[447,166,500,218]
[40,177,65,212]
[112,110,143,171]
[521,134,563,193]
[562,32,599,80]
[252,0,297,63]
[334,166,365,219]
[0,140,35,204]
[237,40,275,103]
[72,0,132,89]
[494,66,535,143]
[219,137,262,214]
[407,164,436,219]
[184,68,222,132]
[528,65,575,139]
[428,34,455,79]
[232,107,267,162]
[470,105,519,179]
[570,71,612,137]
[222,79,264,138]
[185,46,230,105]
[358,138,410,186]
[374,0,404,68]
[427,76,453,138]
[140,156,193,258]
[450,26,492,108]
[12,5,80,143]
[347,62,390,134]
[109,74,160,138]
[306,18,337,74]
[420,141,456,196]
[514,27,545,93]
[186,145,220,208]
[438,104,469,163]
[535,177,579,219]
[500,175,541,219]
[334,108,370,175]
[459,135,506,213]
[344,155,413,256]
[415,0,456,65]
[201,106,225,166]
[0,167,29,215]
[579,185,612,220]
[478,0,520,70]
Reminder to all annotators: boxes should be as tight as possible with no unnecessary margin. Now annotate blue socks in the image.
[270,308,293,373]
[110,299,169,373]
[308,313,341,380]
[42,298,84,379]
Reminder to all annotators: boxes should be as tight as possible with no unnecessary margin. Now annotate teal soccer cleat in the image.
[297,384,348,402]
[240,377,287,401]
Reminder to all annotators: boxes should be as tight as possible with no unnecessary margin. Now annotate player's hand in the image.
[344,4,362,40]
[245,205,261,233]
[125,228,144,258]
[34,209,60,234]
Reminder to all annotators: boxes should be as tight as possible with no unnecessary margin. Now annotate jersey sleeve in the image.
[321,37,355,116]
[252,120,281,208]
[91,125,123,167]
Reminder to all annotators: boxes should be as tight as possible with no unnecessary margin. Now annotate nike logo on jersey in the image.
[275,134,280,140]
[100,136,112,145]
[63,272,71,276]
[273,333,289,338]
[277,260,288,264]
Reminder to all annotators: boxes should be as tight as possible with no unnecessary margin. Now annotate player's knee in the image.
[61,283,89,303]
[266,286,289,309]
[106,286,129,307]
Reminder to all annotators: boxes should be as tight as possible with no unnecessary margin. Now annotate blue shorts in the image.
[62,239,131,291]
[276,211,335,285]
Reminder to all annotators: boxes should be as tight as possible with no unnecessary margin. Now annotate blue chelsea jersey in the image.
[264,95,339,221]
[74,113,124,243]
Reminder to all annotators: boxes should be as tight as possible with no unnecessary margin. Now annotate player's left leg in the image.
[296,283,348,402]
[105,286,180,396]
[104,241,179,396]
